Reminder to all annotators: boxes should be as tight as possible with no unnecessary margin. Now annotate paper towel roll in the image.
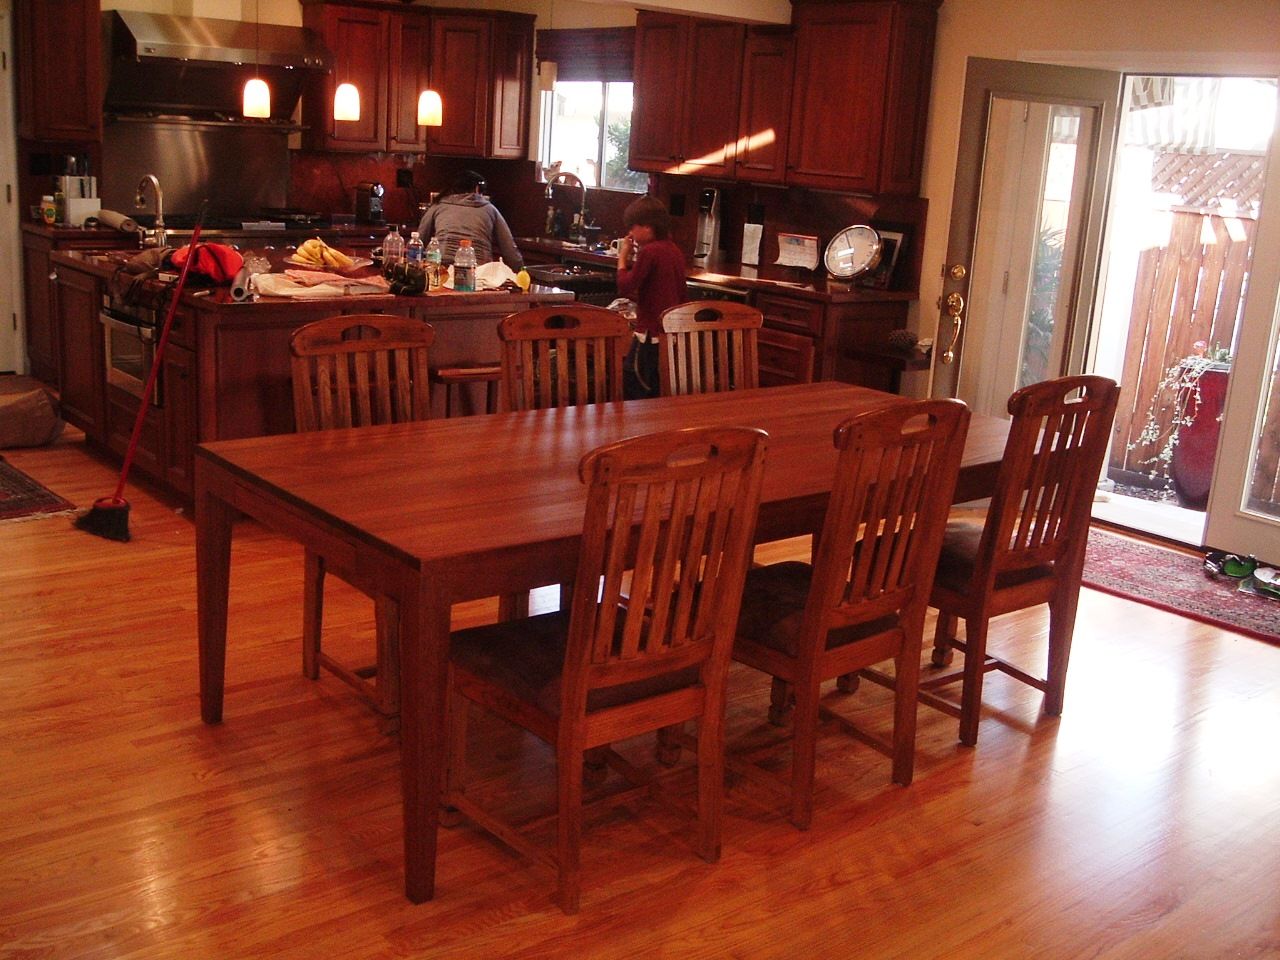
[95,209,140,234]
[230,267,252,302]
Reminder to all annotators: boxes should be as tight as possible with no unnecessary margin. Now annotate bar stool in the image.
[430,364,501,416]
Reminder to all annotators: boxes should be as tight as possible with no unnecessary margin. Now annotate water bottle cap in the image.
[411,231,420,239]
[459,239,472,246]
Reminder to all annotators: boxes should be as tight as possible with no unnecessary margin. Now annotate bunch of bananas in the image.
[295,237,354,269]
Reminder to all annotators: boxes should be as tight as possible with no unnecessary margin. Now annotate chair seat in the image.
[933,518,1055,595]
[736,562,899,658]
[451,611,700,717]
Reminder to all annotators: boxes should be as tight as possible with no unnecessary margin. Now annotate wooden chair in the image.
[660,300,763,396]
[917,375,1120,746]
[288,314,435,728]
[446,426,768,913]
[430,363,501,417]
[497,305,631,411]
[731,399,970,830]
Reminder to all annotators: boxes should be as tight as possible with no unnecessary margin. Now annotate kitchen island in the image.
[50,248,574,499]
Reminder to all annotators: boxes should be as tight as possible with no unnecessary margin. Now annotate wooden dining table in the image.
[194,382,1009,903]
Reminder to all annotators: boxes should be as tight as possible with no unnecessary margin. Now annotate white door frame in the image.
[0,8,24,374]
[1205,107,1280,563]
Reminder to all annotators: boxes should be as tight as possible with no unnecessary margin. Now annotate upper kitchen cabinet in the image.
[14,0,102,142]
[630,13,744,178]
[488,17,534,159]
[388,10,434,154]
[428,15,491,157]
[302,3,391,152]
[786,0,938,195]
[734,28,795,185]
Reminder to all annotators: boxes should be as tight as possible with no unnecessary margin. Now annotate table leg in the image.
[399,565,452,903]
[197,485,236,725]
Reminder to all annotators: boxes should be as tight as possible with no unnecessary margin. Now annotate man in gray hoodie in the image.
[416,170,524,268]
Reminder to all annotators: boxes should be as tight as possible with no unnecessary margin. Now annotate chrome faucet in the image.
[547,171,588,233]
[135,174,166,247]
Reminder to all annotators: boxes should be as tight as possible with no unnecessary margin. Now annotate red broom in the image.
[75,210,207,542]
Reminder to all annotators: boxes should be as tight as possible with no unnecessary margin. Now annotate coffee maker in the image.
[692,187,720,264]
[355,181,385,223]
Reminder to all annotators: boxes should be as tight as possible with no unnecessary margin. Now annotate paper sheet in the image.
[774,233,819,270]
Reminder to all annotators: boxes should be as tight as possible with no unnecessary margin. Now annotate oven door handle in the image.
[100,312,157,343]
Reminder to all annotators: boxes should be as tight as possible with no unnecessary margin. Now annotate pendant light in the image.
[417,89,443,127]
[242,0,270,118]
[334,82,361,122]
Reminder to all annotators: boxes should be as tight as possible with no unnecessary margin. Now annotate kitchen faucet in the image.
[546,171,588,234]
[135,174,166,247]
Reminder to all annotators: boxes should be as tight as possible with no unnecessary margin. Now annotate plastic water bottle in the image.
[382,224,404,267]
[425,236,443,289]
[406,231,425,265]
[453,239,476,292]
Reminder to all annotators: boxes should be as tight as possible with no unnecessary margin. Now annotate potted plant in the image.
[1129,340,1232,510]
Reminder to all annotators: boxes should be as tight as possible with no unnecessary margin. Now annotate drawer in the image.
[759,326,815,386]
[756,293,823,337]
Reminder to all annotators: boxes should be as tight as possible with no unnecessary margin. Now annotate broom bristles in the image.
[73,497,131,543]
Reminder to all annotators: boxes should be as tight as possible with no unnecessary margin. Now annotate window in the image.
[540,81,646,192]
[535,27,644,193]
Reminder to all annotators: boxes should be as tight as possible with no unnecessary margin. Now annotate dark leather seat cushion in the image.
[736,561,898,658]
[450,611,700,717]
[933,517,1055,594]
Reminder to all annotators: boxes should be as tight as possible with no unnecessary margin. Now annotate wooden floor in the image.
[2,431,1278,959]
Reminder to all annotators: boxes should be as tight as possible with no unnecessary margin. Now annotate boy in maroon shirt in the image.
[616,196,687,398]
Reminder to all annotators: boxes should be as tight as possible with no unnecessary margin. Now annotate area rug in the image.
[0,455,76,522]
[1082,527,1280,645]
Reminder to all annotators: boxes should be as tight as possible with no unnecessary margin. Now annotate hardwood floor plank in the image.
[0,433,1277,957]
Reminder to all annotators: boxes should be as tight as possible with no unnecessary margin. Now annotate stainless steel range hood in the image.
[103,10,330,122]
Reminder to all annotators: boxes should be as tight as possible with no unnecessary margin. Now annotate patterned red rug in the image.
[1082,527,1280,644]
[0,455,76,522]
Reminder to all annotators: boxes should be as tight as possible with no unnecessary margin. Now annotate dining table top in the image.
[196,381,1006,583]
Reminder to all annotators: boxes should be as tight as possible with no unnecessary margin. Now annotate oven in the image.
[100,298,162,407]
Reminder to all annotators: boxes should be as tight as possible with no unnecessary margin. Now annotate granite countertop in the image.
[513,236,917,305]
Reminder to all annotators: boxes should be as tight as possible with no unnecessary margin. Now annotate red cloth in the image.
[169,243,244,284]
[616,238,688,336]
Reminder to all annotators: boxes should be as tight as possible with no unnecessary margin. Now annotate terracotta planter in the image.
[1170,363,1230,510]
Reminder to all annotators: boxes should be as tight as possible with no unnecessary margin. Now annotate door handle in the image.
[940,292,964,364]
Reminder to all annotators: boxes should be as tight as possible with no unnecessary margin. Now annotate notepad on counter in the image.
[774,233,819,270]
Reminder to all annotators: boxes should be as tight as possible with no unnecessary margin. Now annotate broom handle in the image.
[109,218,206,503]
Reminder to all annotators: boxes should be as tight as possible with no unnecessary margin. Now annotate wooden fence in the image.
[1108,211,1260,490]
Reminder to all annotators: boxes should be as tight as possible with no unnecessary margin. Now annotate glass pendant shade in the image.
[334,83,361,122]
[242,77,271,119]
[417,90,443,127]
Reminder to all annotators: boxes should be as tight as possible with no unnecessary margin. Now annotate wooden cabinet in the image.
[21,234,58,384]
[302,3,531,159]
[735,29,795,185]
[429,15,491,157]
[303,4,391,152]
[14,0,101,142]
[388,11,434,154]
[787,0,937,195]
[759,327,815,387]
[53,266,105,439]
[162,346,197,497]
[630,13,744,177]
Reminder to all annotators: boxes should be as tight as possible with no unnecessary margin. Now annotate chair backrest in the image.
[803,399,971,634]
[562,426,768,715]
[978,375,1120,580]
[290,314,435,432]
[660,301,763,396]
[498,305,631,411]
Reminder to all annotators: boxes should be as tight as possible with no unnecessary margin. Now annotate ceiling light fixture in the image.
[242,0,270,118]
[417,89,443,127]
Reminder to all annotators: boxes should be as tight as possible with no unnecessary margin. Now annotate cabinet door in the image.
[430,16,492,157]
[54,267,105,439]
[735,30,794,184]
[489,18,532,159]
[305,5,388,152]
[162,346,196,498]
[678,20,745,177]
[22,238,57,385]
[877,2,938,196]
[629,14,687,173]
[15,0,101,141]
[388,11,433,154]
[787,2,893,193]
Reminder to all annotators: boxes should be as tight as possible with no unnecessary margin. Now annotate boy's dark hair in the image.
[623,196,672,239]
[451,170,487,195]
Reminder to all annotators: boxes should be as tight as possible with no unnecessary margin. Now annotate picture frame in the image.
[856,230,905,289]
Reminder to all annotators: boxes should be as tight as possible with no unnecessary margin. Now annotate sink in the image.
[526,264,613,285]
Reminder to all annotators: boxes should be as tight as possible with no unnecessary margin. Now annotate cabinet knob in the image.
[49,270,58,281]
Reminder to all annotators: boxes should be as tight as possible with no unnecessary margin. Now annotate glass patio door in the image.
[1206,116,1280,565]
